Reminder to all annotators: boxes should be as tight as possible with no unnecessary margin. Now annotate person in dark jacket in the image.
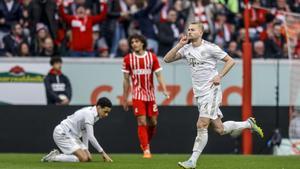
[44,57,72,105]
[157,8,180,56]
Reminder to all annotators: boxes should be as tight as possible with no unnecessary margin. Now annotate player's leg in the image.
[133,100,150,157]
[84,149,92,161]
[212,115,264,138]
[147,101,159,142]
[179,117,209,169]
[49,149,88,162]
[147,115,157,142]
[42,125,81,162]
[212,113,250,136]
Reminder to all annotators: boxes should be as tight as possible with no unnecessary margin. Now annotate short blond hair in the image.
[189,22,204,31]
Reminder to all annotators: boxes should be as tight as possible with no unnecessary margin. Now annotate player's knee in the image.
[149,119,157,126]
[137,120,147,126]
[78,155,89,162]
[197,122,209,129]
[214,127,225,135]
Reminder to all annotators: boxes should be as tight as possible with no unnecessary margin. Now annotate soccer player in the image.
[122,34,169,158]
[163,22,264,169]
[41,97,113,163]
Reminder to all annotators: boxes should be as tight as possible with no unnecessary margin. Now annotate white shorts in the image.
[196,85,223,120]
[53,125,87,155]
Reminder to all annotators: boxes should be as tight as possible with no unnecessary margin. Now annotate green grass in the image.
[0,153,299,169]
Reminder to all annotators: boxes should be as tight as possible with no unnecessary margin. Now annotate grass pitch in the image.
[0,153,299,169]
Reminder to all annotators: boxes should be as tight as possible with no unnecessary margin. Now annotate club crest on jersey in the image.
[135,108,138,113]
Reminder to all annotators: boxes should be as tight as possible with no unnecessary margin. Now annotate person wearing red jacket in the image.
[58,0,107,57]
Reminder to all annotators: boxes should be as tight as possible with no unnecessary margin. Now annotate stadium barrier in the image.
[0,106,288,154]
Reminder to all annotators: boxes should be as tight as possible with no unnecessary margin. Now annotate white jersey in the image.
[178,40,227,97]
[60,106,99,138]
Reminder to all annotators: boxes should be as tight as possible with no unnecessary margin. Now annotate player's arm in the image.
[155,70,169,98]
[85,124,113,162]
[163,35,188,63]
[122,72,130,111]
[219,55,235,78]
[212,55,235,86]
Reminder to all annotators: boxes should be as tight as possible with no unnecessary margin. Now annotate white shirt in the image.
[178,40,227,97]
[60,106,103,152]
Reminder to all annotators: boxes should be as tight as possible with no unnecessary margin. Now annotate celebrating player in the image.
[41,97,113,163]
[122,34,168,158]
[164,22,264,169]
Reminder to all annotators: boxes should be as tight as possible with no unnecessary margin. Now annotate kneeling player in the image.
[41,97,113,162]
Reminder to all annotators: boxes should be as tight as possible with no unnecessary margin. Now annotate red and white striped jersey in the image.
[122,51,162,101]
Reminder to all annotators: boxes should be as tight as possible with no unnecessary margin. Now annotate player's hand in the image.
[210,75,221,86]
[162,90,169,99]
[101,152,113,162]
[178,35,188,47]
[123,99,129,111]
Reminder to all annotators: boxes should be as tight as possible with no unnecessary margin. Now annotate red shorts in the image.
[132,99,158,117]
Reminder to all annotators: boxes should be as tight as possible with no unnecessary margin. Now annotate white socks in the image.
[189,128,208,163]
[51,154,79,162]
[223,121,251,136]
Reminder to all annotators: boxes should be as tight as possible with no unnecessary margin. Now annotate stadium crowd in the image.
[0,0,299,58]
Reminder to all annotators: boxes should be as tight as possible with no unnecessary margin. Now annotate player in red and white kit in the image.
[122,34,169,158]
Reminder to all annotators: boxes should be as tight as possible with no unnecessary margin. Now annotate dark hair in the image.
[167,7,177,14]
[128,34,147,50]
[96,97,112,108]
[76,5,86,10]
[50,56,62,66]
[17,41,31,56]
[11,22,21,31]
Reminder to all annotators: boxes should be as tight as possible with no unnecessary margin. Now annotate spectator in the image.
[103,0,131,58]
[132,0,167,53]
[213,10,232,48]
[0,0,22,43]
[157,8,180,56]
[44,57,72,105]
[191,0,215,41]
[116,38,129,57]
[17,41,31,56]
[31,22,50,56]
[2,22,27,56]
[264,23,286,58]
[173,0,188,33]
[227,41,242,58]
[58,0,107,57]
[98,47,109,58]
[253,40,265,59]
[39,37,58,57]
[30,0,57,39]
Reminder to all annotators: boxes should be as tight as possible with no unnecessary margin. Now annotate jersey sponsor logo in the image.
[188,58,204,67]
[132,69,152,75]
[135,108,139,113]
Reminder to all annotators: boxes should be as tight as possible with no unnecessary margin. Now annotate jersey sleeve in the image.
[211,44,227,60]
[151,53,162,72]
[121,55,130,74]
[85,124,103,153]
[177,44,188,59]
